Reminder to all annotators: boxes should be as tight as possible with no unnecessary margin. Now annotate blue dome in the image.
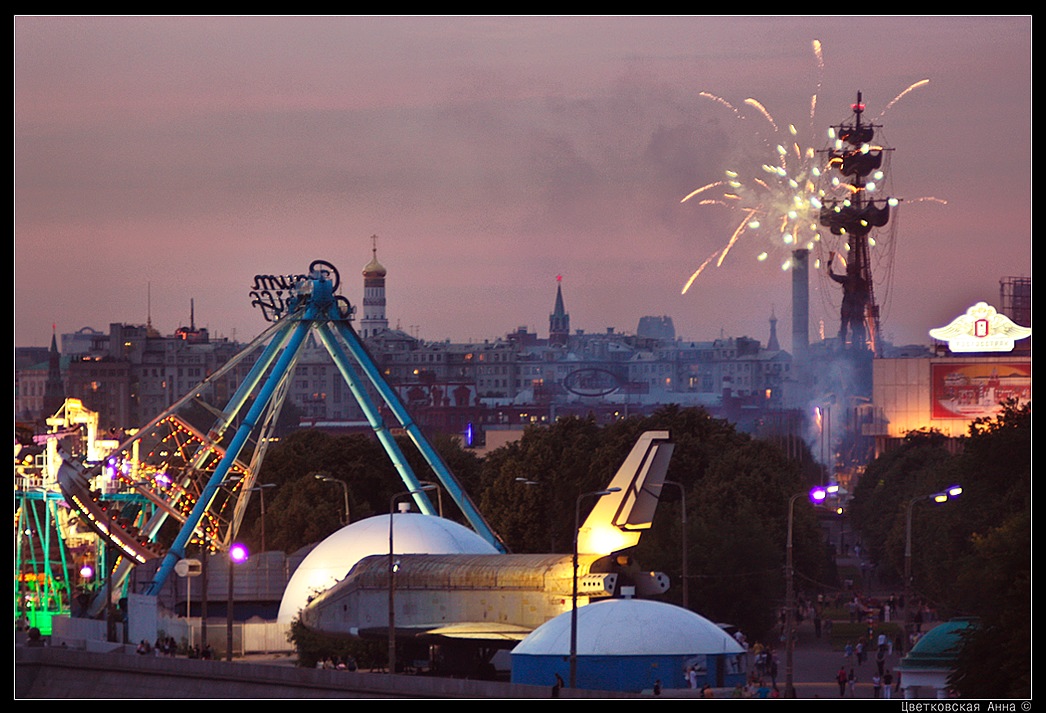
[512,597,744,656]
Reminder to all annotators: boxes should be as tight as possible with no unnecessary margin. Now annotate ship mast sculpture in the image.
[820,91,895,355]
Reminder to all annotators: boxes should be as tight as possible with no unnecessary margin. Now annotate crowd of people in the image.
[134,636,214,659]
[315,655,358,671]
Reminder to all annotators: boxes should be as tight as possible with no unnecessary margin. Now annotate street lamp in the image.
[570,487,621,689]
[388,484,438,676]
[418,480,444,518]
[904,485,962,640]
[226,542,249,661]
[315,474,351,525]
[785,485,832,698]
[662,480,689,610]
[249,483,276,552]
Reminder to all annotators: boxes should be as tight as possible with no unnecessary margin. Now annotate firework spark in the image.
[681,100,829,293]
[680,41,930,296]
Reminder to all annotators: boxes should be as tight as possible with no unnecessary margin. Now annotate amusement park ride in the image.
[13,93,905,650]
[18,259,677,676]
[16,260,508,634]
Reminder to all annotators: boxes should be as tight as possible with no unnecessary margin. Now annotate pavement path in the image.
[778,553,912,700]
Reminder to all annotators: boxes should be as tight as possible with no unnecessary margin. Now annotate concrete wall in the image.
[16,646,644,699]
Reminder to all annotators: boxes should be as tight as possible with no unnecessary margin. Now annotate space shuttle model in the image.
[299,431,675,648]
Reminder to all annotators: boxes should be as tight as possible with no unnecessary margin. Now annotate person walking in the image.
[882,669,894,699]
[872,673,882,698]
[836,666,848,697]
[847,668,858,698]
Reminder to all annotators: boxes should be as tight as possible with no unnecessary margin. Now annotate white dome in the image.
[512,598,744,656]
[277,513,498,624]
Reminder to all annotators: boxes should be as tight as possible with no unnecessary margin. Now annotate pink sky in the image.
[15,16,1031,351]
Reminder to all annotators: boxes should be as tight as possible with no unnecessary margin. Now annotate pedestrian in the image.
[701,683,714,698]
[653,679,662,696]
[882,669,893,699]
[552,673,564,698]
[836,666,848,697]
[872,673,882,698]
[847,668,857,698]
[687,664,698,689]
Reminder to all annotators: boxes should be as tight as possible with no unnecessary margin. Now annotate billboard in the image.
[931,362,1031,420]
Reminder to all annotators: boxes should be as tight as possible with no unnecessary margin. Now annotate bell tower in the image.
[360,235,389,338]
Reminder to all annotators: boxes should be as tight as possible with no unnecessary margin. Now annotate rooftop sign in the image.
[929,302,1031,353]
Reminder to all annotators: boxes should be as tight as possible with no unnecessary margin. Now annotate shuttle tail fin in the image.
[577,430,674,555]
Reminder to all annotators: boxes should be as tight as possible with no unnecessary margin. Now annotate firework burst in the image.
[680,40,931,296]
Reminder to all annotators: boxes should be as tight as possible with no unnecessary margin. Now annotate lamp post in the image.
[570,487,620,689]
[662,480,688,610]
[784,486,831,698]
[249,483,276,552]
[418,480,444,518]
[226,542,249,661]
[315,474,351,525]
[388,485,437,676]
[904,485,962,639]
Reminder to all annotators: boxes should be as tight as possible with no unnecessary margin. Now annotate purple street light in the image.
[227,542,249,660]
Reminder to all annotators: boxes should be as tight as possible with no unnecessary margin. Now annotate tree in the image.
[949,509,1030,698]
[847,399,1030,697]
[476,406,832,642]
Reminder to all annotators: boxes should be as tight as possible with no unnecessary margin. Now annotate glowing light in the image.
[229,542,250,563]
[577,523,633,556]
[680,42,931,294]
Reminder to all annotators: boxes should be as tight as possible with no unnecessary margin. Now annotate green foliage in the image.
[243,428,485,554]
[848,399,1030,697]
[847,431,953,580]
[477,405,832,642]
[268,407,839,657]
[949,508,1030,698]
[286,617,386,669]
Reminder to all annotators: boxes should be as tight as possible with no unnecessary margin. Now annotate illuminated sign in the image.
[931,362,1030,420]
[929,302,1030,353]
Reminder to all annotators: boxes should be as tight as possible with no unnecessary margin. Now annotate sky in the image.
[15,16,1032,352]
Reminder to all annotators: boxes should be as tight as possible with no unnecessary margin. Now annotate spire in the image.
[767,307,780,351]
[42,324,66,419]
[549,275,570,347]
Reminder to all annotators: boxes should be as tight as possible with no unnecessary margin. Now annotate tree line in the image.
[848,399,1030,698]
[242,404,830,642]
